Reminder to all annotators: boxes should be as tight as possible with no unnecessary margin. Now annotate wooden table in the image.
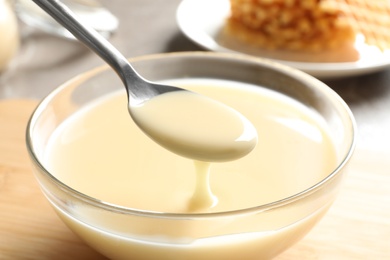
[1,0,389,259]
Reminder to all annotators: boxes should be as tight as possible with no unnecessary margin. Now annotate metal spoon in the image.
[32,0,258,162]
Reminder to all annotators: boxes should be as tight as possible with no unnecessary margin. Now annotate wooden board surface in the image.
[0,99,389,259]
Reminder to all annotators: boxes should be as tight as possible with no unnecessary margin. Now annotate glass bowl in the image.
[26,52,355,260]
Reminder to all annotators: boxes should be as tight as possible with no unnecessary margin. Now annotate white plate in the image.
[177,0,390,79]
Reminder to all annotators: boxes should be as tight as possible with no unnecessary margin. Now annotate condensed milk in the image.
[43,78,338,259]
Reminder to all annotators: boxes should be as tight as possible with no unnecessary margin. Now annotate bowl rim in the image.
[26,51,356,219]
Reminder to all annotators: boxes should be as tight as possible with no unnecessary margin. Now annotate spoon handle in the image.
[32,0,143,93]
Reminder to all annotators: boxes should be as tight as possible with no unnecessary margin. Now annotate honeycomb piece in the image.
[227,0,357,52]
[342,0,390,51]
